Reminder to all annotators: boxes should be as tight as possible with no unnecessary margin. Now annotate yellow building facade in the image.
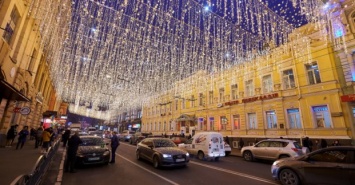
[142,1,355,146]
[0,0,70,146]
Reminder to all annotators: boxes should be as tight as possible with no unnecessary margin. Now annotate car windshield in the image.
[129,131,135,134]
[80,138,104,146]
[153,139,176,148]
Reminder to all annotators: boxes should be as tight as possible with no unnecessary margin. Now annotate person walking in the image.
[321,139,328,148]
[332,140,341,146]
[6,124,18,147]
[41,128,52,153]
[239,138,244,149]
[16,126,29,150]
[110,131,120,163]
[64,131,82,173]
[303,137,313,152]
[35,127,44,148]
[225,136,230,145]
[62,129,71,147]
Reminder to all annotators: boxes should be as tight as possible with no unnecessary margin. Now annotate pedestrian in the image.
[303,137,313,152]
[332,140,341,146]
[225,136,230,145]
[16,126,29,150]
[30,127,36,140]
[64,131,82,173]
[110,131,120,163]
[321,139,327,148]
[239,138,244,149]
[6,124,18,147]
[41,128,52,153]
[314,140,320,151]
[35,127,44,148]
[62,129,71,147]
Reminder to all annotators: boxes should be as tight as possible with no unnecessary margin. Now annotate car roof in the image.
[263,139,298,142]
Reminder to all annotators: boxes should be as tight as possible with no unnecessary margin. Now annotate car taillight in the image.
[291,148,299,152]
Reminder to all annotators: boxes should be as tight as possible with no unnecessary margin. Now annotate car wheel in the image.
[279,168,300,185]
[153,156,160,169]
[243,151,254,161]
[136,151,141,160]
[214,157,219,161]
[197,151,205,160]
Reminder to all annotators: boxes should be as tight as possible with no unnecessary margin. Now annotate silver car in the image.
[271,146,355,185]
[241,139,305,161]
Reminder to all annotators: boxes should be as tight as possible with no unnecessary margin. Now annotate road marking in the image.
[117,153,180,185]
[190,161,278,185]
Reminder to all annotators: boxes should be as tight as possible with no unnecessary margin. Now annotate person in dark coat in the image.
[303,137,313,152]
[110,131,120,163]
[239,138,244,149]
[6,124,18,147]
[16,126,29,150]
[321,139,328,148]
[64,131,82,173]
[62,129,71,147]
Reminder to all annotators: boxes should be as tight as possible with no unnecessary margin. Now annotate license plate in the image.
[176,158,185,162]
[88,157,100,161]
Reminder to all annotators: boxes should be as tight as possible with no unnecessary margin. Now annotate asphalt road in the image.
[62,142,280,185]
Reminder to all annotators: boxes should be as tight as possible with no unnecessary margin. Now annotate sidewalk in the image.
[0,139,43,185]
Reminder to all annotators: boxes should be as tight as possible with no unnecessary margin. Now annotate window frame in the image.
[231,84,238,100]
[245,79,254,97]
[282,68,296,89]
[262,74,273,94]
[305,62,321,85]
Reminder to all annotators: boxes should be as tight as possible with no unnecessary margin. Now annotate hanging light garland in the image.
[27,0,352,119]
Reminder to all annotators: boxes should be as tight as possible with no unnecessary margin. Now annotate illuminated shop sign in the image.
[224,93,278,105]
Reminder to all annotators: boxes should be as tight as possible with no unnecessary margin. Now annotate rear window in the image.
[292,142,302,149]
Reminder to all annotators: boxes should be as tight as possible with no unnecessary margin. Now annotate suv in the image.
[241,139,305,162]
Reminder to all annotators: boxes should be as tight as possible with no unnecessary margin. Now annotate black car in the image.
[136,138,190,168]
[129,132,151,145]
[271,146,355,185]
[76,136,111,165]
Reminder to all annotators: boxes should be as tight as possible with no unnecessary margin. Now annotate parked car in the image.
[88,130,104,138]
[76,135,111,165]
[178,132,225,161]
[119,130,136,141]
[136,138,190,168]
[271,146,355,185]
[241,139,305,162]
[130,132,150,145]
[171,136,188,145]
[224,143,232,156]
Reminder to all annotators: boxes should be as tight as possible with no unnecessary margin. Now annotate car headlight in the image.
[76,152,84,157]
[103,150,110,156]
[163,154,172,158]
[272,160,281,167]
[186,153,190,157]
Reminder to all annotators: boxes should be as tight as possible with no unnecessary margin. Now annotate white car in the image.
[241,139,306,162]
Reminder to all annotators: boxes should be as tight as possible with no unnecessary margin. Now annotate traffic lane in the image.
[118,143,279,185]
[206,155,274,180]
[120,142,274,182]
[61,156,173,185]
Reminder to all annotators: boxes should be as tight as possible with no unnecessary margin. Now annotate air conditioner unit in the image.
[232,141,239,148]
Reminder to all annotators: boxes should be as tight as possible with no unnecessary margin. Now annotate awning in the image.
[175,114,196,121]
[0,79,30,102]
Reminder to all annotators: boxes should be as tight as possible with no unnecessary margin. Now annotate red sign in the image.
[341,94,355,102]
[13,107,21,113]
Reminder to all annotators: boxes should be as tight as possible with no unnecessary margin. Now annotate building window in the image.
[175,99,178,110]
[248,113,257,129]
[181,98,185,109]
[2,7,20,44]
[312,105,332,128]
[28,49,37,73]
[245,80,254,97]
[220,116,227,130]
[219,88,225,103]
[231,84,238,100]
[262,75,273,93]
[232,114,240,129]
[197,117,204,130]
[198,93,204,106]
[209,117,214,131]
[266,111,277,129]
[287,109,302,129]
[158,122,161,131]
[306,62,321,85]
[208,91,213,104]
[282,69,295,89]
[191,95,195,107]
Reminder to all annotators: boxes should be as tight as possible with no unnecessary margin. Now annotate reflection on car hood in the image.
[78,146,108,153]
[155,147,187,155]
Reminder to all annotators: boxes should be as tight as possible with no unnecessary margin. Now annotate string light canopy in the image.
[28,0,349,119]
